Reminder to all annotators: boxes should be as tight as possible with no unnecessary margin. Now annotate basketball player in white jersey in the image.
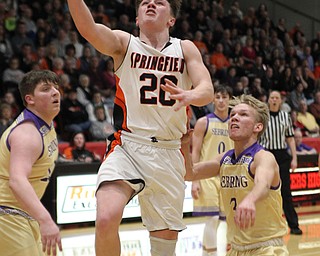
[67,1,214,255]
[186,95,289,256]
[0,70,62,255]
[191,85,233,256]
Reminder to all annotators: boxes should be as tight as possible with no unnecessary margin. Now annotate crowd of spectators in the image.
[0,0,320,142]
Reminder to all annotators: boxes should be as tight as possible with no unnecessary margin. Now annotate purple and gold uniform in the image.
[220,142,288,255]
[193,113,233,218]
[0,109,58,255]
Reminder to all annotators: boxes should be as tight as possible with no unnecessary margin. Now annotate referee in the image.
[260,90,302,235]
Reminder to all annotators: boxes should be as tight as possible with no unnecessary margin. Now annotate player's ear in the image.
[254,123,263,133]
[168,17,176,28]
[25,94,34,105]
[136,17,139,27]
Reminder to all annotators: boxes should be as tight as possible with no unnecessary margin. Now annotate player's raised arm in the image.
[67,0,129,63]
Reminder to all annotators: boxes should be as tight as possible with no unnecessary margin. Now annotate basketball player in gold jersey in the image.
[186,94,289,256]
[191,84,233,256]
[0,70,62,256]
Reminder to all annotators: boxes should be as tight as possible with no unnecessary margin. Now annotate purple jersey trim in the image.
[220,142,280,190]
[6,109,52,158]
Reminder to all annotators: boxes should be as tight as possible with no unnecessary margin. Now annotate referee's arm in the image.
[286,136,297,171]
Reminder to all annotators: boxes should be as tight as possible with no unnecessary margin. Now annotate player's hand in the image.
[40,221,62,255]
[191,180,201,199]
[234,198,256,230]
[160,79,192,111]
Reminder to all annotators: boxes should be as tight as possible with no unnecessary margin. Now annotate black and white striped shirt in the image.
[260,111,294,150]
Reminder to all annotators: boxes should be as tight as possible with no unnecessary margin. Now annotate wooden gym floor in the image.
[57,204,320,256]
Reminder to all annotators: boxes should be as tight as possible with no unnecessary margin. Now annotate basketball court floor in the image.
[58,204,320,256]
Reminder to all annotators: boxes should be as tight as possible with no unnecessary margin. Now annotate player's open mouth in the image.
[230,124,239,129]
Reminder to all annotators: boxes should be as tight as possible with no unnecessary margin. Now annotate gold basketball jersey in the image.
[0,109,59,212]
[220,142,287,246]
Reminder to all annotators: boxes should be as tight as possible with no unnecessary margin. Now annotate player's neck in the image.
[214,110,228,120]
[234,138,257,158]
[27,107,54,126]
[139,30,170,50]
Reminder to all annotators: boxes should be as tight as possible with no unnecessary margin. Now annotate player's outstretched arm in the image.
[67,0,129,61]
[234,151,278,230]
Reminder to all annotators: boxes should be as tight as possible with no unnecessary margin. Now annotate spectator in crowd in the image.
[101,57,116,100]
[93,3,110,26]
[60,88,91,135]
[44,43,59,70]
[69,30,84,59]
[210,43,230,80]
[248,77,264,99]
[79,45,94,73]
[242,36,256,68]
[89,106,115,141]
[292,66,308,93]
[290,109,309,137]
[0,103,14,137]
[249,55,266,79]
[297,99,319,137]
[34,28,51,48]
[280,91,291,113]
[86,91,113,123]
[309,90,320,125]
[63,57,80,87]
[51,57,65,76]
[287,82,307,111]
[36,46,50,70]
[50,28,71,58]
[10,20,35,55]
[76,74,93,107]
[86,55,106,96]
[58,74,73,99]
[2,56,25,94]
[62,131,101,162]
[0,24,13,63]
[193,30,209,55]
[18,42,38,72]
[278,66,293,92]
[293,128,318,155]
[64,43,80,71]
[20,5,37,39]
[1,91,21,118]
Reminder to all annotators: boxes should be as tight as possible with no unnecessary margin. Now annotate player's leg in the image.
[150,230,179,256]
[202,215,219,256]
[139,146,186,256]
[216,219,228,256]
[95,181,134,256]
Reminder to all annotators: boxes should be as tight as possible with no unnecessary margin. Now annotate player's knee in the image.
[150,236,177,256]
[96,213,119,234]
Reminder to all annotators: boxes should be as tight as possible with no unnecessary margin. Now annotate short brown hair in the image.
[19,70,60,107]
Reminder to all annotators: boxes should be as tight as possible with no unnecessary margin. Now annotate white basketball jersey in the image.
[113,36,192,140]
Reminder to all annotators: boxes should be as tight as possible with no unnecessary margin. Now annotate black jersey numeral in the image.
[140,73,177,106]
[230,197,237,210]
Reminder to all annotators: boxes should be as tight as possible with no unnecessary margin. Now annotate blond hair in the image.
[229,94,269,138]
